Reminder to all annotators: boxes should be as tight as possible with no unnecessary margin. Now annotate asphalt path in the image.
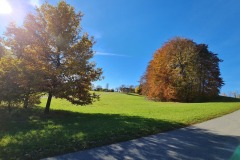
[43,110,240,160]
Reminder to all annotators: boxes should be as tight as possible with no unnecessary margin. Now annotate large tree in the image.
[141,37,224,102]
[4,1,102,113]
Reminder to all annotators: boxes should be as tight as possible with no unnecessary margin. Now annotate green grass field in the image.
[1,92,240,159]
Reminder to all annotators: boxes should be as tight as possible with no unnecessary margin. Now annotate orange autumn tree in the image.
[4,1,102,113]
[141,37,224,102]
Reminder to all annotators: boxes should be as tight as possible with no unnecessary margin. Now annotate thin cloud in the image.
[95,52,130,57]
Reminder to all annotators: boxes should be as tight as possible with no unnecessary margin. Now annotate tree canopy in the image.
[141,37,224,102]
[1,1,102,113]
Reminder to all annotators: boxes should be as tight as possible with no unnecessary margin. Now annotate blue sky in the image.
[0,0,240,94]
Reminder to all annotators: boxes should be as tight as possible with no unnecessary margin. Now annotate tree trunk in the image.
[8,101,11,113]
[44,92,52,114]
[23,94,29,109]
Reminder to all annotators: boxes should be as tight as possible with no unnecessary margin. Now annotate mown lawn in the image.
[0,92,240,160]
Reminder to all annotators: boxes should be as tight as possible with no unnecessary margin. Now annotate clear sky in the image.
[0,0,240,94]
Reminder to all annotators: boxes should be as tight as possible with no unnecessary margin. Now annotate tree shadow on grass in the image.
[187,96,240,103]
[126,93,141,97]
[209,96,240,102]
[0,107,185,160]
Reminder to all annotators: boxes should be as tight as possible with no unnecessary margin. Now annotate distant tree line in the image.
[118,85,135,93]
[117,85,142,94]
[92,84,143,94]
[93,85,114,92]
[222,91,240,98]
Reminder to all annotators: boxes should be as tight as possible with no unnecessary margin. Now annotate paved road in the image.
[43,110,240,160]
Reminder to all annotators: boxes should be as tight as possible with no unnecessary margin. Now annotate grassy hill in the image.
[1,92,240,159]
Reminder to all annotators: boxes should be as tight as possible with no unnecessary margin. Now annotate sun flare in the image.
[0,0,12,14]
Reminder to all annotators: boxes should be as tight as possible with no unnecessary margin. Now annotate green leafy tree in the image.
[135,86,142,94]
[195,44,224,99]
[0,54,42,110]
[142,37,224,102]
[0,57,24,111]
